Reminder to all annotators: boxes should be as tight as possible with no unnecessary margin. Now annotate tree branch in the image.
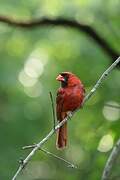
[49,91,56,130]
[23,145,78,169]
[102,139,120,180]
[11,56,120,180]
[0,15,119,61]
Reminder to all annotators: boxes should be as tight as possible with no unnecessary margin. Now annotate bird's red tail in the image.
[56,122,67,149]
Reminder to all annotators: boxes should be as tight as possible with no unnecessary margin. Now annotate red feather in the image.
[56,72,85,149]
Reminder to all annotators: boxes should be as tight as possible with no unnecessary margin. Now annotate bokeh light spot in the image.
[103,101,120,121]
[18,70,38,87]
[97,134,114,152]
[24,82,42,98]
[24,57,44,78]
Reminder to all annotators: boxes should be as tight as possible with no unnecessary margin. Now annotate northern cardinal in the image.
[56,72,85,149]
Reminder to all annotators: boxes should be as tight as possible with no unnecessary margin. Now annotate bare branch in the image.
[23,145,78,169]
[49,91,56,129]
[40,148,78,169]
[0,15,119,60]
[102,139,120,180]
[12,56,120,180]
[22,144,36,149]
[82,56,120,105]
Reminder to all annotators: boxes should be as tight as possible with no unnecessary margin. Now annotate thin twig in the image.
[102,139,120,180]
[82,56,120,105]
[105,103,120,109]
[0,15,119,60]
[41,148,78,169]
[49,91,56,129]
[23,145,78,169]
[22,144,36,149]
[12,56,120,180]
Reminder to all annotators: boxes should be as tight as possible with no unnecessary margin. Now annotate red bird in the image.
[56,72,85,149]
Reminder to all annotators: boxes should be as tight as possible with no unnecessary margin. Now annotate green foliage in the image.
[0,1,120,179]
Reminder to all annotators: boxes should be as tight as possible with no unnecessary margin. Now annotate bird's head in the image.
[56,72,81,88]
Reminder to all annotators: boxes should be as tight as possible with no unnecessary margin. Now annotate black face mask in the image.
[61,75,68,88]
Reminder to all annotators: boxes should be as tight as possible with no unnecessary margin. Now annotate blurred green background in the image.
[0,0,120,179]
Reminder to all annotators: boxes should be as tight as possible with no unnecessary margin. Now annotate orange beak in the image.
[56,74,65,82]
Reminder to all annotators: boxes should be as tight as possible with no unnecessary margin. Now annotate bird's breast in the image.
[62,86,84,112]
